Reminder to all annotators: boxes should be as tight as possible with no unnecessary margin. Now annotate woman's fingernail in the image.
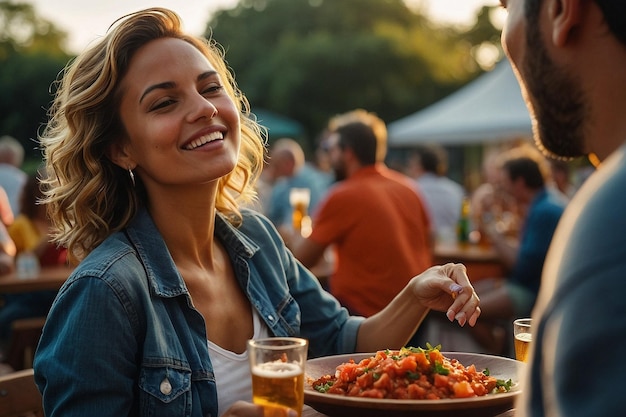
[451,284,463,293]
[447,309,455,322]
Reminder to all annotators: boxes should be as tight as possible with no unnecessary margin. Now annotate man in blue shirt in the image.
[471,145,566,355]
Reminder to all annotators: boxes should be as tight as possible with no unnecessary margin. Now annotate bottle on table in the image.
[457,197,471,246]
[16,251,40,279]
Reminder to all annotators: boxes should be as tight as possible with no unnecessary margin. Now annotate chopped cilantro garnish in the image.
[433,361,449,375]
[314,381,334,393]
[496,378,513,391]
[406,371,420,380]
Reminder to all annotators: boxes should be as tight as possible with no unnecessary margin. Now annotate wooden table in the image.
[303,406,328,417]
[0,266,74,294]
[434,241,506,282]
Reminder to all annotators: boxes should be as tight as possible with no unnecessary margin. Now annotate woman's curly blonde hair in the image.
[40,8,267,262]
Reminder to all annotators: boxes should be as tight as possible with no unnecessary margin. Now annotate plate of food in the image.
[304,345,523,417]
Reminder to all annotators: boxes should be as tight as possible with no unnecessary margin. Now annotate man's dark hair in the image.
[526,0,626,45]
[502,156,546,190]
[336,122,378,165]
[414,145,448,176]
[329,109,387,165]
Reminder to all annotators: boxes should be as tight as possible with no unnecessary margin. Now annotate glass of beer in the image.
[513,318,532,362]
[248,337,308,417]
[289,188,310,233]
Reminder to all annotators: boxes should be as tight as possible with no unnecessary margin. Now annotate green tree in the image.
[206,0,500,147]
[0,1,71,162]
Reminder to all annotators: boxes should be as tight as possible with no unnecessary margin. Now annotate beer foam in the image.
[252,361,302,378]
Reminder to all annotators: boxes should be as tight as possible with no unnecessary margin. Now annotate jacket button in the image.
[267,315,274,322]
[160,378,172,395]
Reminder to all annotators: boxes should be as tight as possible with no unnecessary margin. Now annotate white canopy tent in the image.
[388,60,534,147]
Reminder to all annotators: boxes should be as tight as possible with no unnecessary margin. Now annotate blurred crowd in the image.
[0,135,68,368]
[250,124,593,360]
[0,111,590,370]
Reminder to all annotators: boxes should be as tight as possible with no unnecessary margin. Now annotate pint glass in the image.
[248,337,308,417]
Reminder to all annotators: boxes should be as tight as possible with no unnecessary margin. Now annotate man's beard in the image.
[522,18,588,159]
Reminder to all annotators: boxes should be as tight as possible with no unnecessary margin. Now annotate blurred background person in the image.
[0,219,15,277]
[8,174,68,266]
[0,186,13,228]
[0,174,68,358]
[470,147,521,245]
[471,145,566,355]
[549,159,577,201]
[407,144,465,243]
[264,138,330,234]
[0,135,27,218]
[0,186,16,361]
[290,109,433,345]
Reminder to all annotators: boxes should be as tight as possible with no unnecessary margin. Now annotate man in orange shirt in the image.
[291,109,433,319]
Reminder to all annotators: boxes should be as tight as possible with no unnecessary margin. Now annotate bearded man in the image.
[499,0,626,416]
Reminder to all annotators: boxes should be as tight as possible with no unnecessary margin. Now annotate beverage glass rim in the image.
[248,337,308,350]
[513,318,531,329]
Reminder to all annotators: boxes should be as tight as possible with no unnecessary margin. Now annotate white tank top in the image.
[207,309,271,416]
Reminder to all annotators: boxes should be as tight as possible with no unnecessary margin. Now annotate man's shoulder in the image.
[577,147,626,220]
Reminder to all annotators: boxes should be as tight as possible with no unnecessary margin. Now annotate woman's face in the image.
[116,37,241,192]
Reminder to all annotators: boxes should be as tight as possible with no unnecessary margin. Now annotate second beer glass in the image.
[513,318,532,362]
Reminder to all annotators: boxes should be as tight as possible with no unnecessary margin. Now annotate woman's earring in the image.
[128,168,135,187]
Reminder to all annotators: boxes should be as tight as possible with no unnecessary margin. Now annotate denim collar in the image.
[125,208,260,298]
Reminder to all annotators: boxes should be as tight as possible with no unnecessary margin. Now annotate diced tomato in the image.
[433,373,449,389]
[453,381,476,398]
[407,383,427,399]
[471,382,488,396]
[360,388,385,398]
[413,352,430,370]
[397,356,417,375]
[429,350,444,364]
[373,372,392,392]
[356,372,373,388]
[337,361,360,382]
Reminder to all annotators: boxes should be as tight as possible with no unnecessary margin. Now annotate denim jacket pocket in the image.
[139,366,192,415]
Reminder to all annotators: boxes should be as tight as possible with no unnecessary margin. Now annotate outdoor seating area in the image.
[2,1,625,417]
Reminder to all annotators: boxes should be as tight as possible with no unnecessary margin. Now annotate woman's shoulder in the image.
[65,231,146,291]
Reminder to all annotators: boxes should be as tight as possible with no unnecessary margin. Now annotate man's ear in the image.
[548,0,583,47]
[107,139,135,171]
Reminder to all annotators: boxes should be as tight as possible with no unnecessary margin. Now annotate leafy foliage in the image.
[0,1,71,161]
[206,0,501,147]
[0,0,502,161]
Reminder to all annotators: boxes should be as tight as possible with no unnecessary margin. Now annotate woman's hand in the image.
[409,263,481,327]
[223,401,298,417]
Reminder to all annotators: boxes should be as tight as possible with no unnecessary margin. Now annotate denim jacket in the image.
[34,208,363,417]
